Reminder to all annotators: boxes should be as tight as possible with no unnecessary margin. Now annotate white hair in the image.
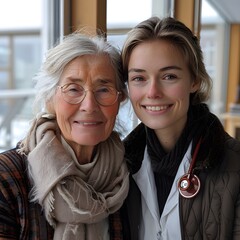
[33,31,127,113]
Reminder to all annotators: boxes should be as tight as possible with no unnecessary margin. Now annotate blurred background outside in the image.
[0,0,229,151]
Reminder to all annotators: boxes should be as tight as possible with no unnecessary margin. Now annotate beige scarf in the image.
[18,113,129,240]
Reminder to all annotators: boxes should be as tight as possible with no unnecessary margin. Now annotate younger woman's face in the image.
[127,40,199,138]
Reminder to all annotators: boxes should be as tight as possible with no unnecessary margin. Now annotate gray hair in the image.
[33,31,127,113]
[122,16,212,104]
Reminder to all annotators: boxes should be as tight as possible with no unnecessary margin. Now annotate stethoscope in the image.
[178,138,202,199]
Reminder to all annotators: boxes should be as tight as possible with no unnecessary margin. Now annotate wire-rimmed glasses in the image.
[58,83,121,106]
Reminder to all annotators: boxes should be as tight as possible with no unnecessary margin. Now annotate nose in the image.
[147,79,163,99]
[79,90,99,112]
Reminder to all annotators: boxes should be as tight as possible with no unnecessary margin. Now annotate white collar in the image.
[133,142,192,240]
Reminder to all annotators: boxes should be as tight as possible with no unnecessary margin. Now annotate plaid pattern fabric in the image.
[109,210,124,240]
[0,148,54,239]
[0,148,125,239]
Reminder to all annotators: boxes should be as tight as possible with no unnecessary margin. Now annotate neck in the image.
[75,146,95,164]
[155,130,180,152]
[154,118,187,152]
[63,138,95,164]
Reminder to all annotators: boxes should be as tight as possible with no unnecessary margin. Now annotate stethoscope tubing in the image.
[178,138,202,198]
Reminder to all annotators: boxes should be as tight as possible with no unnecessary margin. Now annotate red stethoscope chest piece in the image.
[178,138,202,199]
[178,173,201,198]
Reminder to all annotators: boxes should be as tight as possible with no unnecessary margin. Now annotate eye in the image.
[63,83,84,96]
[95,86,116,101]
[96,86,111,93]
[129,76,145,82]
[162,74,177,81]
[68,86,79,92]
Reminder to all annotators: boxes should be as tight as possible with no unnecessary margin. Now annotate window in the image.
[107,0,169,137]
[201,0,228,116]
[0,0,231,150]
[107,0,230,137]
[0,0,43,150]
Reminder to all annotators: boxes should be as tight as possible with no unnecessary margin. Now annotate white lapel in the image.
[133,147,160,223]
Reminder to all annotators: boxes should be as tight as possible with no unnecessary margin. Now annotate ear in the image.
[190,80,200,93]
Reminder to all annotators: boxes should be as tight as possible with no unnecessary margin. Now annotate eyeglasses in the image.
[58,83,121,106]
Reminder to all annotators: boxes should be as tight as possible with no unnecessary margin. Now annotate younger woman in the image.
[121,16,240,239]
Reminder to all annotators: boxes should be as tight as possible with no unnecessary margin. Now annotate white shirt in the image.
[133,143,192,240]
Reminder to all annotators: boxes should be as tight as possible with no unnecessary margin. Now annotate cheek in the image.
[53,92,76,115]
[168,85,192,100]
[53,95,76,133]
[128,87,142,102]
[55,104,70,130]
[103,106,119,128]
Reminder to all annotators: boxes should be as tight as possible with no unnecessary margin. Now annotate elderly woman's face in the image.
[53,54,120,150]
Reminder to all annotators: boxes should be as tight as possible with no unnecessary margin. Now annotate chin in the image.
[74,137,106,146]
[143,121,169,130]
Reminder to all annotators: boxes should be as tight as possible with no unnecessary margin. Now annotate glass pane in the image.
[107,0,152,28]
[0,37,9,68]
[201,0,226,115]
[13,35,41,89]
[0,72,9,116]
[0,0,43,151]
[0,71,8,89]
[107,34,128,49]
[0,0,42,30]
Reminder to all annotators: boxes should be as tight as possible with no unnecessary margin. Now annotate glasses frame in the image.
[58,83,121,106]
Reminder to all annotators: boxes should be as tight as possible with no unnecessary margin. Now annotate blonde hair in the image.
[122,16,212,104]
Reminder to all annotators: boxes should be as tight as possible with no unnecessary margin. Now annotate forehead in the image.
[61,54,117,84]
[132,39,183,57]
[64,54,113,70]
[129,40,186,68]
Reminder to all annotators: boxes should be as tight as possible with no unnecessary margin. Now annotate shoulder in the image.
[0,148,29,196]
[0,149,39,239]
[221,136,240,169]
[0,148,27,175]
[225,135,240,151]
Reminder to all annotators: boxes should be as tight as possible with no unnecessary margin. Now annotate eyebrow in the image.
[161,65,182,71]
[65,77,84,83]
[65,77,115,85]
[128,68,146,74]
[128,65,182,73]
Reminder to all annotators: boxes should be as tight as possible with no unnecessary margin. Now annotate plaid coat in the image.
[0,147,123,239]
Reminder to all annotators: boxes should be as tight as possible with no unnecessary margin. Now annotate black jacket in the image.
[121,122,240,240]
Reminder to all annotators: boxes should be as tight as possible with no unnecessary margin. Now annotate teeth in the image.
[82,122,98,125]
[146,105,168,111]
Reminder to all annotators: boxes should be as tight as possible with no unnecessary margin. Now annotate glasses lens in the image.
[60,84,119,106]
[94,86,118,106]
[61,83,85,104]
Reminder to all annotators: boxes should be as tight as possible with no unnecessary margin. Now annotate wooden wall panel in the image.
[227,24,240,109]
[71,0,106,34]
[174,0,202,37]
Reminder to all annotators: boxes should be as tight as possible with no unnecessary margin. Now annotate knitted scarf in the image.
[18,113,129,240]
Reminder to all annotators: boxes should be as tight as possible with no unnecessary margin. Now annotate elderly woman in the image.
[0,31,129,239]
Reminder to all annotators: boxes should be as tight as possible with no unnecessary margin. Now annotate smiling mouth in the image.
[145,105,171,111]
[74,121,102,126]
